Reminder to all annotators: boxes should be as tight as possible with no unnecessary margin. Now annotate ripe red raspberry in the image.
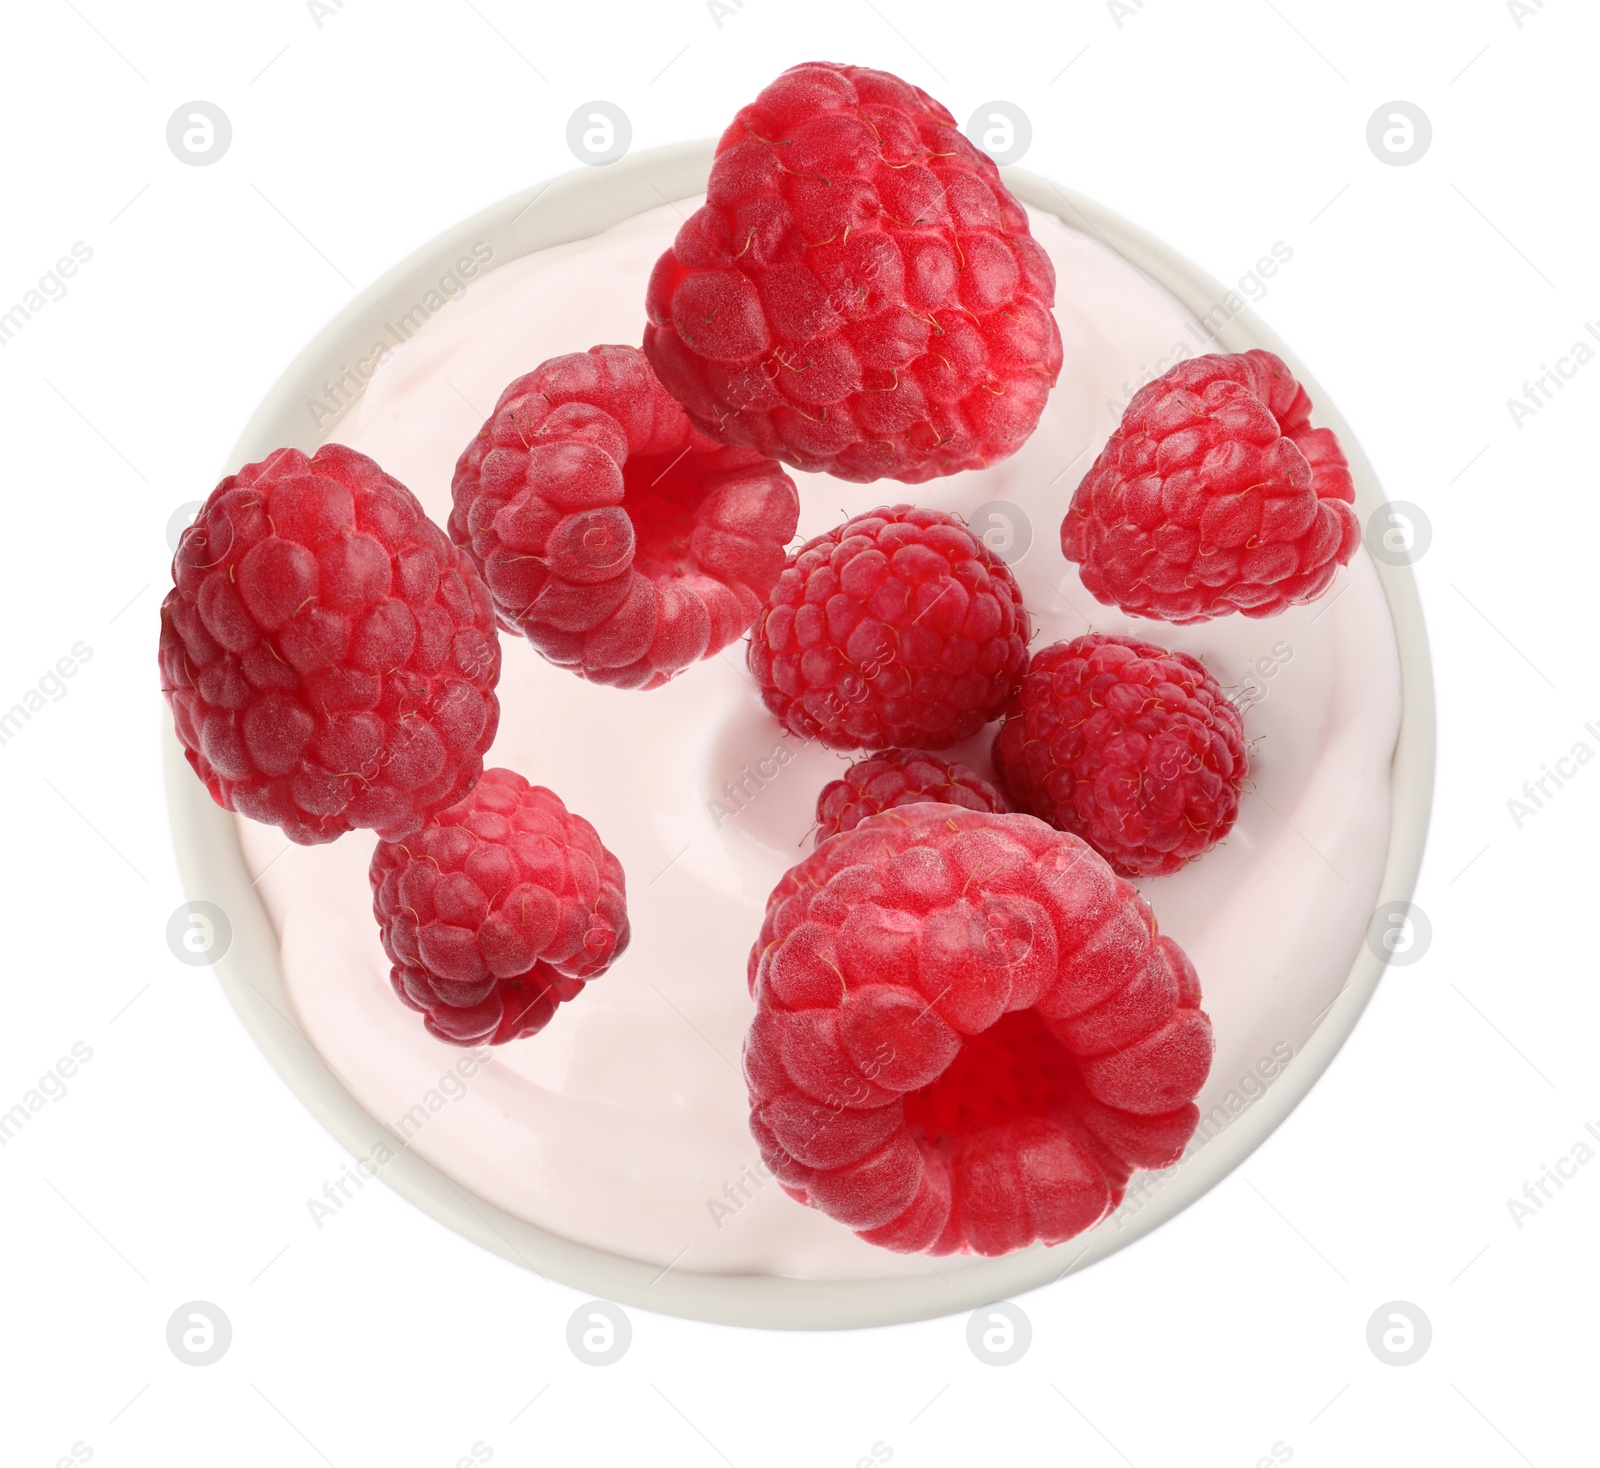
[747,505,1030,751]
[993,635,1247,878]
[449,345,798,690]
[369,768,629,1046]
[1062,350,1359,623]
[744,805,1213,1255]
[159,444,501,845]
[814,748,1006,846]
[643,61,1063,484]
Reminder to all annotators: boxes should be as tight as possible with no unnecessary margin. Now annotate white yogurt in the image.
[236,200,1402,1279]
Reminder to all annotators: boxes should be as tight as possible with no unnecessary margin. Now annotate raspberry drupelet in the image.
[1062,350,1359,624]
[159,444,501,845]
[644,61,1063,483]
[993,634,1248,878]
[744,805,1214,1255]
[370,768,629,1046]
[747,504,1031,751]
[814,748,1007,846]
[450,345,798,690]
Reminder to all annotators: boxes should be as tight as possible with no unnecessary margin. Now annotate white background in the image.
[1,0,1595,1463]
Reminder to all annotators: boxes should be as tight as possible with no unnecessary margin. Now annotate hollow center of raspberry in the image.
[623,446,715,582]
[901,1008,1078,1148]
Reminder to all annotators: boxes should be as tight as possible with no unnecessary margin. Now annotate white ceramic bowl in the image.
[163,141,1434,1329]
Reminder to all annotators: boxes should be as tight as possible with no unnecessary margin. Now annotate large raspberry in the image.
[643,61,1063,484]
[993,635,1247,878]
[1062,350,1359,623]
[748,505,1030,751]
[814,748,1006,846]
[450,345,798,690]
[745,806,1212,1255]
[370,768,629,1046]
[159,444,501,845]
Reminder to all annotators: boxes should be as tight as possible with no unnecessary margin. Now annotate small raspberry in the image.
[643,61,1063,484]
[1062,350,1359,623]
[745,805,1213,1255]
[369,768,629,1046]
[747,505,1030,751]
[993,634,1247,878]
[450,344,799,690]
[814,748,1007,846]
[159,444,501,845]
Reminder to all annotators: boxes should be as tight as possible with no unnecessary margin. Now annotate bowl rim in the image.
[164,139,1435,1331]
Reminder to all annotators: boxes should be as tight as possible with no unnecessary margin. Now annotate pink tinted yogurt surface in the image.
[236,200,1402,1279]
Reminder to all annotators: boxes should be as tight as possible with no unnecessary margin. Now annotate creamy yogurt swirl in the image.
[237,200,1401,1279]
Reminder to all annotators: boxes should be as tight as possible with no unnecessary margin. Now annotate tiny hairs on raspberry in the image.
[815,748,1008,846]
